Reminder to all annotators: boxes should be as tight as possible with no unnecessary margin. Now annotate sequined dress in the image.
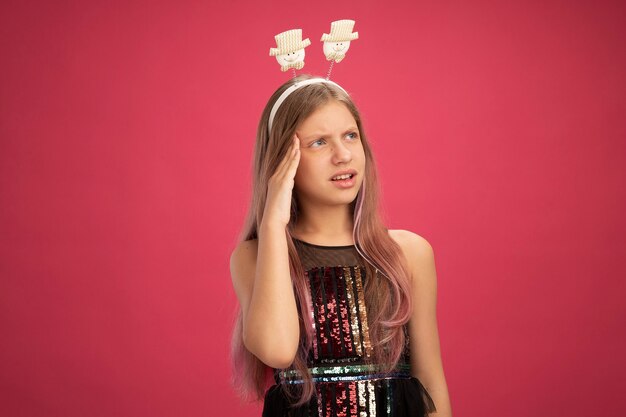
[262,238,436,417]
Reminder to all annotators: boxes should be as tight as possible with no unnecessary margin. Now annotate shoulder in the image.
[230,238,258,265]
[388,229,434,260]
[388,229,436,284]
[229,239,258,291]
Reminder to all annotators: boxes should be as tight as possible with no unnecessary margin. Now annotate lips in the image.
[330,174,356,189]
[329,169,358,181]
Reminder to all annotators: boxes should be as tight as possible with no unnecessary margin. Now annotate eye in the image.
[310,132,358,148]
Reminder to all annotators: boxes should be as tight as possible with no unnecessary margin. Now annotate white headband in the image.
[267,78,348,135]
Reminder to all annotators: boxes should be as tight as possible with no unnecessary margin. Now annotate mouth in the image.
[329,169,358,181]
[330,173,356,188]
[285,52,301,62]
[330,173,355,181]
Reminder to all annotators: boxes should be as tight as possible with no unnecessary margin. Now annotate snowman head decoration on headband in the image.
[267,19,359,135]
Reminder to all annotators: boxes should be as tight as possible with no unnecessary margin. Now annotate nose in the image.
[331,141,352,164]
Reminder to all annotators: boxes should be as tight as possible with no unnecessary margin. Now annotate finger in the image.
[276,135,297,172]
[274,135,298,178]
[286,142,300,178]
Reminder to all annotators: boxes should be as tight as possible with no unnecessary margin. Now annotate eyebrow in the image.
[303,126,359,139]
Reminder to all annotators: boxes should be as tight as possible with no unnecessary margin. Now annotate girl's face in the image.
[294,99,366,206]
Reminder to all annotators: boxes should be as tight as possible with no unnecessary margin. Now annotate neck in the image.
[293,201,354,244]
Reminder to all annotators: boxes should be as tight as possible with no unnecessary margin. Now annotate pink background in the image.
[1,0,625,416]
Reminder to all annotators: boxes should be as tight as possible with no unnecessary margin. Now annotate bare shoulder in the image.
[388,229,436,284]
[229,238,258,295]
[230,238,258,267]
[388,229,434,258]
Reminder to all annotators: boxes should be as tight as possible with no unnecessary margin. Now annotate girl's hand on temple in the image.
[262,134,300,227]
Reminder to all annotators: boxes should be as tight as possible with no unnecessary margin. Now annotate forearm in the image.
[244,221,300,367]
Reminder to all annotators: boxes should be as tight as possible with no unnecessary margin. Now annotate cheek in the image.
[294,158,319,190]
[293,159,309,187]
[355,145,366,164]
[293,168,302,185]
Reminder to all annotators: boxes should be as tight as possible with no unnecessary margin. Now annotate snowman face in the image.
[323,41,351,56]
[276,48,306,66]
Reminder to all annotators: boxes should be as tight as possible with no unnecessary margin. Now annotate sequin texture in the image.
[263,239,436,417]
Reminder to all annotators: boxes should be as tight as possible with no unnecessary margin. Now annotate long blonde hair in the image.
[230,74,413,407]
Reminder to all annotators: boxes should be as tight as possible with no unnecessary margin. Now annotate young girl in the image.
[230,73,452,417]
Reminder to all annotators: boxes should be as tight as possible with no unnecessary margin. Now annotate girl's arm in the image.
[393,229,453,416]
[231,136,302,369]
[230,221,300,369]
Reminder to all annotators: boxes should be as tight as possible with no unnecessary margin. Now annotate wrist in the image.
[259,219,287,236]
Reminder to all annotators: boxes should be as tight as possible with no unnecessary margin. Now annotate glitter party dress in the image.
[262,238,437,417]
